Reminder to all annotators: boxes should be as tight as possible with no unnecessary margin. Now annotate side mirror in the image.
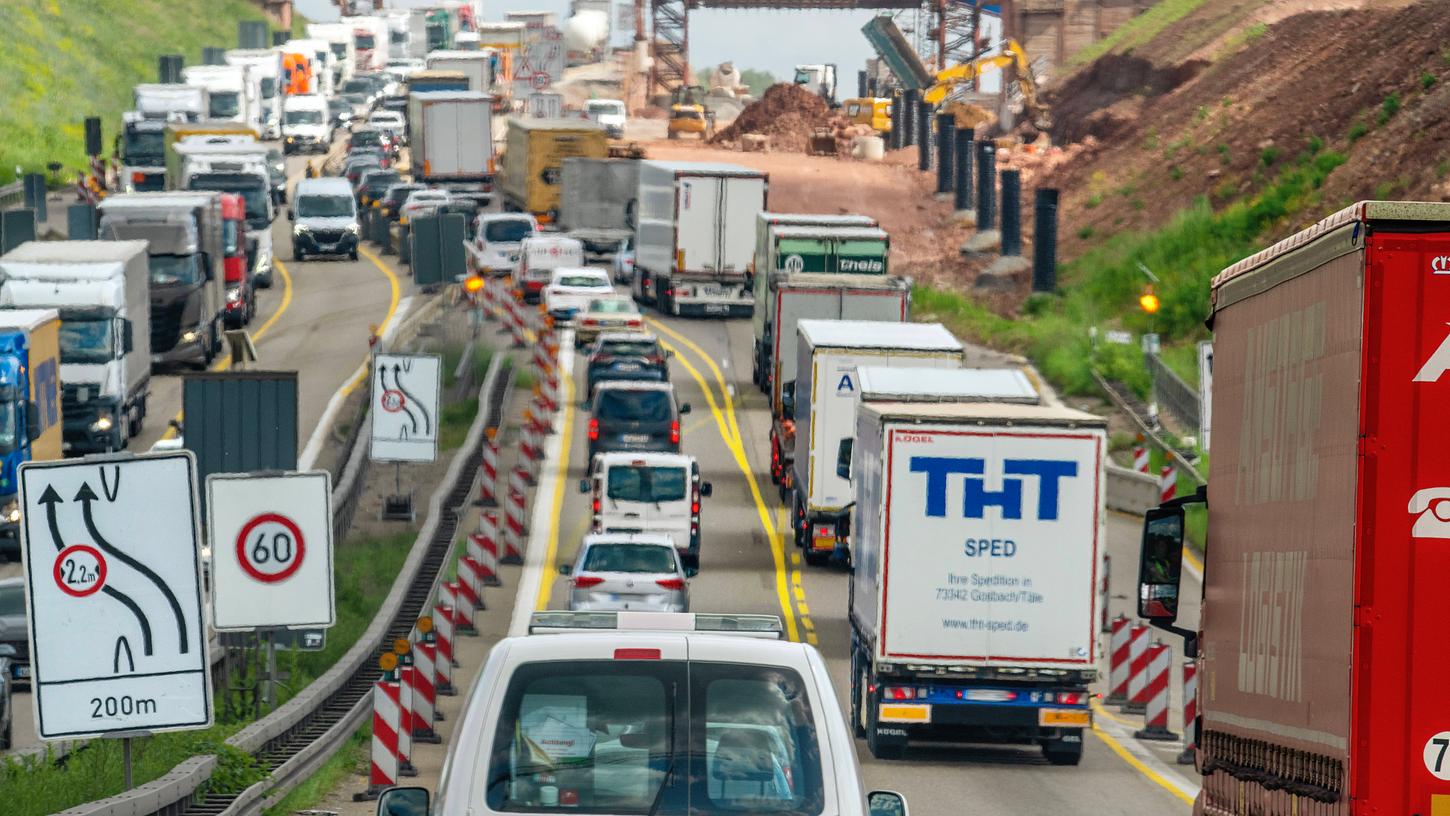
[685,565,698,578]
[121,320,135,354]
[557,563,572,576]
[26,400,40,443]
[868,790,909,816]
[836,438,853,481]
[578,478,590,494]
[376,786,430,816]
[664,349,674,358]
[678,403,691,415]
[699,481,713,498]
[1138,505,1186,622]
[782,381,795,419]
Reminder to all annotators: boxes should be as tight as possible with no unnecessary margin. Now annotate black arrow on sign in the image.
[76,483,189,654]
[383,364,420,434]
[39,485,154,657]
[393,363,430,434]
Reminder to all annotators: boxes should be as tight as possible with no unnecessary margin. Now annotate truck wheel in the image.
[131,399,145,434]
[1043,737,1084,766]
[655,278,670,313]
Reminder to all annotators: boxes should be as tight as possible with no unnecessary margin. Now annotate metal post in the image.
[935,112,954,193]
[23,173,47,223]
[917,101,932,171]
[954,128,974,211]
[902,90,918,146]
[264,630,277,713]
[857,70,867,98]
[1033,188,1059,293]
[1000,170,1022,256]
[889,94,904,151]
[124,738,133,788]
[975,141,996,230]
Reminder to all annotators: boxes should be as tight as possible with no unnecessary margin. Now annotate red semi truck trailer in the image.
[1138,200,1450,814]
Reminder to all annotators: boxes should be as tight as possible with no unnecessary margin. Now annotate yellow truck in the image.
[163,120,262,189]
[498,119,608,224]
[843,97,892,135]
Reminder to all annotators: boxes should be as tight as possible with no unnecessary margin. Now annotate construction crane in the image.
[922,39,1051,130]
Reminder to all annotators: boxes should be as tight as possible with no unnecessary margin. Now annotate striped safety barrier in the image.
[456,559,486,616]
[1133,440,1149,474]
[1178,659,1197,764]
[410,645,442,742]
[477,429,500,506]
[1106,615,1131,704]
[1122,623,1150,714]
[362,681,401,797]
[471,514,503,585]
[432,607,456,695]
[1160,464,1177,503]
[397,667,415,775]
[504,465,528,564]
[1134,641,1178,741]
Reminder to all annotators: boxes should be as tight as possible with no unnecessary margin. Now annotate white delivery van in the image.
[282,94,331,155]
[582,451,713,570]
[515,235,584,304]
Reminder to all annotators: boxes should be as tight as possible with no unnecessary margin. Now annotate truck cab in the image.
[178,142,275,287]
[118,113,169,192]
[581,451,712,571]
[0,310,61,559]
[217,194,254,327]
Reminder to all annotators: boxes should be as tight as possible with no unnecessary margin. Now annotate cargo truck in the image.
[162,121,261,187]
[631,161,767,317]
[133,84,207,122]
[183,65,261,135]
[424,49,494,93]
[790,320,963,564]
[303,23,357,84]
[0,310,61,559]
[559,158,639,257]
[118,112,169,192]
[349,16,391,73]
[1135,200,1450,813]
[97,192,226,369]
[844,399,1105,763]
[499,118,608,225]
[176,141,275,288]
[284,39,337,97]
[0,241,151,454]
[761,273,911,497]
[225,49,285,139]
[408,91,495,203]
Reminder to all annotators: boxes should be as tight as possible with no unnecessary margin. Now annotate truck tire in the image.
[655,278,671,314]
[1043,736,1084,766]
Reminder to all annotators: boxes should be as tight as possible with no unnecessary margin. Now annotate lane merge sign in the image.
[19,451,211,740]
[207,471,336,632]
[370,352,442,463]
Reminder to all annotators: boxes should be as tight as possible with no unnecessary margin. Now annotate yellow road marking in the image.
[647,318,745,444]
[655,335,800,643]
[1090,700,1195,805]
[159,256,295,439]
[341,245,403,397]
[1091,699,1141,728]
[535,359,576,611]
[1184,547,1204,574]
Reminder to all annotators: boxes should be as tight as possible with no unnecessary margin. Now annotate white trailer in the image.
[303,22,357,84]
[348,16,391,72]
[845,400,1105,763]
[183,65,259,135]
[789,321,963,563]
[424,49,494,92]
[133,84,207,122]
[224,50,284,139]
[632,161,767,317]
[407,91,494,190]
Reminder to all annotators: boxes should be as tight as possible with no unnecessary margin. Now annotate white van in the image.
[515,234,584,304]
[581,451,711,571]
[470,213,539,277]
[282,94,331,155]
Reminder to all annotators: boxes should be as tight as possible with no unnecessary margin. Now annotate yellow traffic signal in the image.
[1139,287,1161,314]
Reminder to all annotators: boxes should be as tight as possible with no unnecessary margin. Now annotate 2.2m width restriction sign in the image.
[208,471,335,632]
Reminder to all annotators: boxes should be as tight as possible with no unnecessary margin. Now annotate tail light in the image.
[571,575,604,588]
[1056,692,1085,705]
[656,577,686,590]
[670,420,680,445]
[131,171,145,183]
[691,500,700,514]
[887,687,914,700]
[592,496,601,514]
[588,418,599,442]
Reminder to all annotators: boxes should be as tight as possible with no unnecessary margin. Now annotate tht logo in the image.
[910,456,1078,521]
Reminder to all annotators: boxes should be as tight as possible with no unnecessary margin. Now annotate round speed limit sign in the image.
[236,512,306,584]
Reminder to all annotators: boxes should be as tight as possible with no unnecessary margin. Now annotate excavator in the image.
[667,85,716,140]
[923,39,1051,131]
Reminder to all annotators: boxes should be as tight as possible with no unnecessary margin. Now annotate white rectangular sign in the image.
[370,353,443,463]
[19,452,211,739]
[513,24,565,96]
[207,471,336,631]
[1198,340,1213,451]
[880,428,1102,665]
[526,92,563,119]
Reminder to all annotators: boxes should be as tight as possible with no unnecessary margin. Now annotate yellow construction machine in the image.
[667,85,716,140]
[923,39,1051,130]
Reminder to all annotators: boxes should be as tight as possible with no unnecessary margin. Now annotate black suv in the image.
[588,382,690,460]
[586,333,671,399]
[357,169,402,206]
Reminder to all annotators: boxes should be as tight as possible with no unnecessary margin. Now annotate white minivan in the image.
[581,452,711,571]
[515,235,584,304]
[375,612,909,816]
[282,94,331,155]
[470,213,539,277]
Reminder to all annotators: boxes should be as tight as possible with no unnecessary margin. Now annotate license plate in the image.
[614,362,641,371]
[1039,708,1090,727]
[622,433,650,444]
[700,285,722,296]
[878,704,930,723]
[15,666,29,679]
[703,303,730,314]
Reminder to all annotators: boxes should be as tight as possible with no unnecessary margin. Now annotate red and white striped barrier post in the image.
[471,514,503,586]
[1133,441,1149,474]
[503,468,527,564]
[1134,641,1179,741]
[476,429,500,506]
[411,642,443,743]
[397,665,419,768]
[1106,615,1131,704]
[1177,659,1197,764]
[1099,554,1111,633]
[432,605,457,694]
[357,680,401,798]
[1159,464,1177,503]
[447,578,478,633]
[507,296,525,348]
[1122,623,1150,714]
[519,416,542,484]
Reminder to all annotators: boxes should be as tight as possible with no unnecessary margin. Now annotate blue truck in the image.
[0,310,62,560]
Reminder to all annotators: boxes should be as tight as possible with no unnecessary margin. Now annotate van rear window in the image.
[606,466,687,503]
[597,390,671,422]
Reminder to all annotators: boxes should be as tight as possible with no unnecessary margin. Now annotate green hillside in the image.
[0,0,305,184]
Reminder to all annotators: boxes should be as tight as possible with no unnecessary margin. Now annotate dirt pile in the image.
[710,83,833,151]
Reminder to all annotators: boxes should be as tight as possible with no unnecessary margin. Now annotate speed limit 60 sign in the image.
[206,471,335,631]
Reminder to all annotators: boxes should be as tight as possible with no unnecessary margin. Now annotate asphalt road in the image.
[536,306,1203,814]
[0,146,404,757]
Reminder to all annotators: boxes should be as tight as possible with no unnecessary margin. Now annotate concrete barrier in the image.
[1106,462,1159,515]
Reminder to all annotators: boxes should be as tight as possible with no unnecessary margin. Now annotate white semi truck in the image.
[183,65,261,136]
[843,397,1105,764]
[224,49,285,139]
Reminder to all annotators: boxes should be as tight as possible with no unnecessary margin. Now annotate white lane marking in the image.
[510,332,575,636]
[1093,704,1201,801]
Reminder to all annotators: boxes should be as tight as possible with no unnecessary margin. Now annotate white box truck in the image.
[408,91,494,199]
[183,65,260,135]
[632,161,767,317]
[224,49,285,139]
[133,84,208,122]
[844,400,1105,764]
[789,320,964,564]
[424,49,494,92]
[0,241,152,453]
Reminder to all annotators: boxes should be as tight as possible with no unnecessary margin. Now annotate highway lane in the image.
[538,303,1201,814]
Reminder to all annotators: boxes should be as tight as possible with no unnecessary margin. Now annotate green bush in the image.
[1377,92,1401,125]
[1422,71,1437,90]
[1348,121,1368,142]
[1259,145,1281,166]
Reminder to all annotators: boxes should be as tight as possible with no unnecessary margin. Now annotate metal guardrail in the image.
[0,180,25,210]
[1146,352,1201,432]
[1092,369,1205,484]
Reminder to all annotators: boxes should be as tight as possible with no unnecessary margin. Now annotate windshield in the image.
[0,584,21,616]
[209,91,241,119]
[260,77,277,98]
[59,317,115,364]
[597,390,672,422]
[355,33,376,50]
[344,79,374,95]
[582,543,677,573]
[364,173,402,193]
[485,220,533,243]
[607,466,687,503]
[150,253,203,286]
[296,194,354,218]
[587,101,624,116]
[598,341,660,359]
[590,299,635,314]
[122,130,164,162]
[559,275,608,288]
[191,179,270,228]
[0,402,17,455]
[330,43,347,58]
[486,662,822,815]
[285,108,324,125]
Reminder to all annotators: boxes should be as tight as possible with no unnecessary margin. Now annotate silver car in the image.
[563,533,689,612]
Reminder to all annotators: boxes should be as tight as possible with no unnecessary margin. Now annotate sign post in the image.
[19,451,211,746]
[370,354,442,520]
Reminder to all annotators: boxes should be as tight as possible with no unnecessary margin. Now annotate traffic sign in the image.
[19,451,211,740]
[207,471,335,631]
[370,353,442,463]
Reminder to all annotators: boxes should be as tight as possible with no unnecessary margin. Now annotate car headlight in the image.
[294,224,310,235]
[3,501,20,524]
[91,415,114,433]
[182,330,198,343]
[347,223,361,235]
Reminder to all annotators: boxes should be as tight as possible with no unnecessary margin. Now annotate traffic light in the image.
[1139,286,1161,314]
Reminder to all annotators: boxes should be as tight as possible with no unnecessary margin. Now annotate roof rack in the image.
[528,611,784,639]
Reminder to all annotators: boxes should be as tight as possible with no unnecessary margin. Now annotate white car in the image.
[585,98,627,138]
[374,612,910,816]
[544,267,614,324]
[470,213,539,277]
[367,110,406,144]
[399,189,451,223]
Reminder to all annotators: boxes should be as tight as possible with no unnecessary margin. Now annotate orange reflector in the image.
[392,638,412,655]
[379,652,398,672]
[417,615,434,634]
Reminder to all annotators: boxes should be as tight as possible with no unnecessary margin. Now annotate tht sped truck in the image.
[789,320,964,564]
[0,241,151,454]
[844,399,1105,764]
[499,118,608,225]
[1136,200,1450,813]
[0,309,62,559]
[632,160,768,317]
